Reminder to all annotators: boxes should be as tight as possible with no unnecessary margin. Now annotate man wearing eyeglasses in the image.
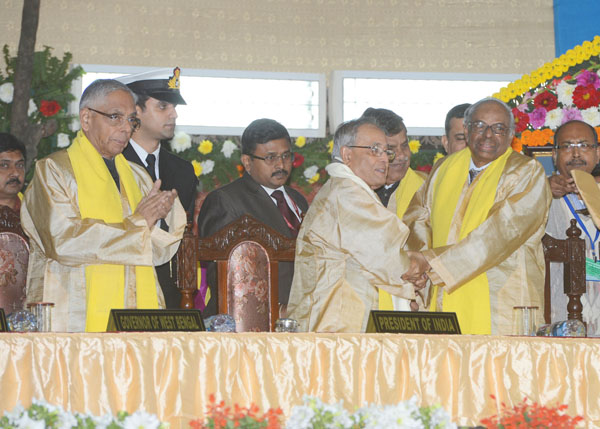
[403,97,551,335]
[21,79,186,332]
[118,67,198,309]
[287,117,426,333]
[546,120,600,335]
[197,118,309,316]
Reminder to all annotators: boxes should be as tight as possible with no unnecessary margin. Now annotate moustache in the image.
[390,158,409,165]
[272,169,289,178]
[6,177,21,185]
[566,159,586,167]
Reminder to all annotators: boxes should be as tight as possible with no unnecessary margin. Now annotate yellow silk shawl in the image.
[67,131,158,332]
[379,168,426,310]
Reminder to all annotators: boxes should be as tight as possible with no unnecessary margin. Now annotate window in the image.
[329,71,520,135]
[77,65,327,137]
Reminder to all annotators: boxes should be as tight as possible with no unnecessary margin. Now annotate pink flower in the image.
[529,108,547,129]
[562,107,583,123]
[516,103,529,113]
[576,70,600,89]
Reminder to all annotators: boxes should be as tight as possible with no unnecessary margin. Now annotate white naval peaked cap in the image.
[116,66,186,105]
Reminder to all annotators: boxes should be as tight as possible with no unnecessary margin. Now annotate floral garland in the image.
[2,395,584,428]
[493,36,600,152]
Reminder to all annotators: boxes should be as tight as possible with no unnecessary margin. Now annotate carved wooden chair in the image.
[177,214,296,332]
[542,219,586,324]
[0,205,29,314]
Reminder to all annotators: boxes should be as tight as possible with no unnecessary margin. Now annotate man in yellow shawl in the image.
[287,117,424,333]
[21,79,186,332]
[403,98,551,335]
[360,108,427,311]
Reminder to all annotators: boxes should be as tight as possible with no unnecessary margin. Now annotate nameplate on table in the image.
[107,309,205,332]
[366,311,461,334]
[0,309,7,332]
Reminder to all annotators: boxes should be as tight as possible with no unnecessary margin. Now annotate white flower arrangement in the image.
[56,133,71,148]
[27,99,37,117]
[0,399,169,429]
[170,130,192,153]
[221,139,237,158]
[286,395,456,429]
[200,159,215,175]
[582,106,600,126]
[0,82,14,103]
[303,165,319,180]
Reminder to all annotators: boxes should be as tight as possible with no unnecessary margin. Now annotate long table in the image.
[0,332,598,427]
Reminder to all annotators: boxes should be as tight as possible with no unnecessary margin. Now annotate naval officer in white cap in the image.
[118,67,197,309]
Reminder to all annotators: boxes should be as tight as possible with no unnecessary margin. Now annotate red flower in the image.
[292,153,304,168]
[573,84,600,110]
[416,164,432,173]
[533,91,558,111]
[40,100,61,117]
[512,108,529,134]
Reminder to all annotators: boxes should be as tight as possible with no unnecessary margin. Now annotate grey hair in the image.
[464,97,515,136]
[332,116,381,161]
[79,79,136,110]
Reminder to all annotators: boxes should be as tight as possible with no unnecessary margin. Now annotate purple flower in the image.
[562,107,583,123]
[529,108,547,129]
[576,70,600,89]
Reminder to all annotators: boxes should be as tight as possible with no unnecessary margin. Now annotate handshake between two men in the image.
[402,251,432,295]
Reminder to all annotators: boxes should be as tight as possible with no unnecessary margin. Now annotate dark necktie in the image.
[469,168,481,184]
[145,154,157,182]
[103,158,120,189]
[145,154,168,230]
[271,190,301,237]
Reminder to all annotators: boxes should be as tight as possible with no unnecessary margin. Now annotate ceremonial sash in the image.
[68,131,158,332]
[379,168,425,310]
[429,147,512,334]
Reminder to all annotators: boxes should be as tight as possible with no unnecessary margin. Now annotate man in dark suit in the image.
[197,118,308,316]
[118,67,198,309]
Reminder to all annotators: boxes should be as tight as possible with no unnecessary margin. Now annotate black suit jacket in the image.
[122,143,198,215]
[123,142,198,309]
[197,172,309,316]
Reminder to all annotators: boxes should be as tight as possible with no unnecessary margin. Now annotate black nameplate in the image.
[366,310,461,334]
[0,309,7,332]
[107,309,205,332]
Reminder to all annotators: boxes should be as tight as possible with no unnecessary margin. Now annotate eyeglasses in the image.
[88,107,141,131]
[348,144,396,162]
[469,120,509,136]
[556,141,598,152]
[249,152,295,165]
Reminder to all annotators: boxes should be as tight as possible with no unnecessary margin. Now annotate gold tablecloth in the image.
[0,332,598,427]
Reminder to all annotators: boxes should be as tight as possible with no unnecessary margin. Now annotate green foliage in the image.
[0,44,84,170]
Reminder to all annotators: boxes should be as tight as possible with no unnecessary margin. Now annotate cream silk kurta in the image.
[403,150,552,335]
[287,163,415,333]
[21,149,186,332]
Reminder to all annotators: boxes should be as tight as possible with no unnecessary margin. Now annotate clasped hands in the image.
[135,179,178,228]
[402,251,431,292]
